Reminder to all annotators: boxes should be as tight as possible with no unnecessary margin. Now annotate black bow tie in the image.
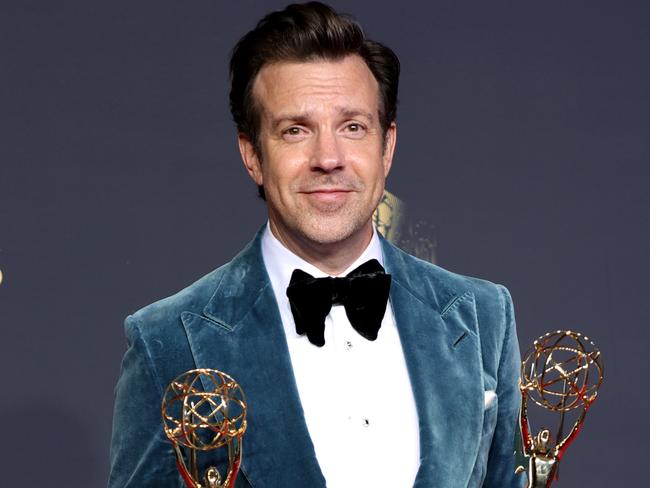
[286,259,391,347]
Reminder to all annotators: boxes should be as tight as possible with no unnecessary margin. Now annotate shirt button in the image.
[362,417,370,427]
[345,340,353,350]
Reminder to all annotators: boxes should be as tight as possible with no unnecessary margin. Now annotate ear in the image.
[382,122,397,178]
[238,133,263,185]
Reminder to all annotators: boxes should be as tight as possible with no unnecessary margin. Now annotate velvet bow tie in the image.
[286,259,392,347]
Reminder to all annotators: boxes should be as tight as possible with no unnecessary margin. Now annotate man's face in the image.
[239,55,396,254]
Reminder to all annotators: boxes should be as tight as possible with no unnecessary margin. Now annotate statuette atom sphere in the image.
[162,369,247,451]
[521,330,603,413]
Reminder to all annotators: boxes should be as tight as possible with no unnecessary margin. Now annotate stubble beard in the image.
[272,185,384,250]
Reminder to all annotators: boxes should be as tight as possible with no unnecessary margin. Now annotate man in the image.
[109,3,524,487]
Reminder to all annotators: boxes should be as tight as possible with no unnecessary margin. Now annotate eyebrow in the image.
[337,108,374,121]
[269,112,312,131]
[269,107,375,130]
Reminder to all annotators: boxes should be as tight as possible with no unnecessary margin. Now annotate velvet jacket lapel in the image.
[180,231,485,487]
[180,235,326,487]
[381,239,484,488]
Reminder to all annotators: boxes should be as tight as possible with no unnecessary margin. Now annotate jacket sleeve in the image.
[482,285,526,488]
[108,315,182,488]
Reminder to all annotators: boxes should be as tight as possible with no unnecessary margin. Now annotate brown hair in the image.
[229,1,400,154]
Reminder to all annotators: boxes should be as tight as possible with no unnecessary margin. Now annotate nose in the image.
[310,130,344,172]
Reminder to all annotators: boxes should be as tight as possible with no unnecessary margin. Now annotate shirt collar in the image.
[261,222,385,298]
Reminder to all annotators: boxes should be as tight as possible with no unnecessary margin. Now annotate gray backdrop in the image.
[1,1,648,486]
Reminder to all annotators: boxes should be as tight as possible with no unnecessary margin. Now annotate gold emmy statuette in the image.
[516,331,603,487]
[374,190,437,264]
[373,190,405,243]
[161,369,247,488]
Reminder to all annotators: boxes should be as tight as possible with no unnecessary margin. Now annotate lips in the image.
[302,187,353,206]
[304,188,352,194]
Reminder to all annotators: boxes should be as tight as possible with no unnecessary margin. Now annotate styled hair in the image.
[229,1,400,153]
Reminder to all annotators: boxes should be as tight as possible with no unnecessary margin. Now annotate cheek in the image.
[354,152,387,183]
[261,155,300,196]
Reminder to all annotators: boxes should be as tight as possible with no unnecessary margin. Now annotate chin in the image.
[299,216,372,246]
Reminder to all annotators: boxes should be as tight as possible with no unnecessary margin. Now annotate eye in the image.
[343,122,366,138]
[282,126,308,141]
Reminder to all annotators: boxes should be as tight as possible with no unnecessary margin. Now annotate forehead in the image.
[251,55,380,118]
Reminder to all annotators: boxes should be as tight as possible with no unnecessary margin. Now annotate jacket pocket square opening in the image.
[484,390,497,409]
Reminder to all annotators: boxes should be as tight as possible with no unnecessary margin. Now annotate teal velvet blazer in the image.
[109,228,524,487]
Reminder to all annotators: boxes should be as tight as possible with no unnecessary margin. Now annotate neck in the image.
[268,221,373,276]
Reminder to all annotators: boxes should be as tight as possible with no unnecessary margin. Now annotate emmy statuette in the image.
[516,330,603,487]
[161,369,247,488]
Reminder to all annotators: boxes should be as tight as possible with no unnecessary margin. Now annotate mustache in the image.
[295,175,364,192]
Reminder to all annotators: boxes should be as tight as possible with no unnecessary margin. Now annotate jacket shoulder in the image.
[385,242,511,317]
[128,232,265,334]
[129,265,223,331]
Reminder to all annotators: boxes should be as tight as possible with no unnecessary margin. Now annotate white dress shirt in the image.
[262,224,420,487]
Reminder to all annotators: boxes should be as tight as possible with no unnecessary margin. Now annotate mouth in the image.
[302,185,355,194]
[302,188,353,205]
[304,188,351,194]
